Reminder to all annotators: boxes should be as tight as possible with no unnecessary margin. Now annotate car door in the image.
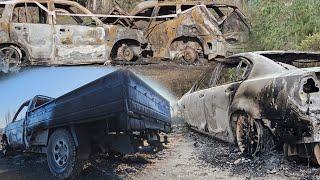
[53,2,106,64]
[147,5,177,59]
[202,58,250,142]
[10,2,54,61]
[182,66,216,132]
[133,5,177,59]
[5,101,30,149]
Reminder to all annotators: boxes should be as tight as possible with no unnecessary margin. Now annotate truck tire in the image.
[0,136,11,157]
[47,129,83,179]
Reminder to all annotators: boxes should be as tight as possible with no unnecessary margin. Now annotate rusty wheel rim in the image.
[313,143,320,165]
[236,115,260,156]
[117,44,134,61]
[182,46,197,64]
[0,47,21,72]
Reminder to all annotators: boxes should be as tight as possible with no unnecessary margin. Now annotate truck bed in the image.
[26,69,171,133]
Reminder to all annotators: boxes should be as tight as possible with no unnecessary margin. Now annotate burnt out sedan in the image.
[178,51,320,164]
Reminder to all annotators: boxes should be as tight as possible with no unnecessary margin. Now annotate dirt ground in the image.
[0,64,320,179]
[1,123,319,180]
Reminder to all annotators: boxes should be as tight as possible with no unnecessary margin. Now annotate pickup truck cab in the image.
[1,69,171,179]
[4,95,53,150]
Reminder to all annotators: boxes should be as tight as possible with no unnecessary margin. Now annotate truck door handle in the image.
[199,94,204,98]
[59,28,66,32]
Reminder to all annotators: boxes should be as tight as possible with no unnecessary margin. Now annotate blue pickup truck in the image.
[1,69,171,179]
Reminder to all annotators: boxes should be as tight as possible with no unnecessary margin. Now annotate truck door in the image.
[52,2,105,64]
[10,2,54,61]
[6,101,30,149]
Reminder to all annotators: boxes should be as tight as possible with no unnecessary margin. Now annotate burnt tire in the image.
[236,114,274,156]
[312,143,320,166]
[0,46,22,73]
[0,136,11,157]
[47,129,83,179]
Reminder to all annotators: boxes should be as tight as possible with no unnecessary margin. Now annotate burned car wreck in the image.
[130,0,251,63]
[178,51,320,164]
[0,0,150,71]
[1,69,171,179]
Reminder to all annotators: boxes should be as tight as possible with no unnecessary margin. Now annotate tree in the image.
[85,0,113,14]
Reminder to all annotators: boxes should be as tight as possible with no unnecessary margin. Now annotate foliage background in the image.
[247,0,320,51]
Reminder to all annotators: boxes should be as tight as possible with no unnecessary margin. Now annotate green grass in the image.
[246,0,320,52]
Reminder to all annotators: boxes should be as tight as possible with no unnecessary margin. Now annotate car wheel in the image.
[0,46,22,73]
[236,114,264,156]
[47,129,83,179]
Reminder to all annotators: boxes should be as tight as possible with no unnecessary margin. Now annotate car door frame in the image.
[52,1,106,64]
[202,57,252,142]
[181,65,217,132]
[9,1,55,62]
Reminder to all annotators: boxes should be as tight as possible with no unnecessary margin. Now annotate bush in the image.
[299,32,320,51]
[247,0,320,51]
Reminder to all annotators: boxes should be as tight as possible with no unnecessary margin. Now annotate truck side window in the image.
[34,98,50,108]
[12,3,49,24]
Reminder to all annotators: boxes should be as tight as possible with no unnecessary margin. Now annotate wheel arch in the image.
[109,39,142,60]
[169,36,205,51]
[0,42,31,63]
[47,125,91,160]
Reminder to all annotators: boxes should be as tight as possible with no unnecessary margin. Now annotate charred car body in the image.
[1,69,171,179]
[0,0,149,71]
[178,51,320,164]
[130,0,251,64]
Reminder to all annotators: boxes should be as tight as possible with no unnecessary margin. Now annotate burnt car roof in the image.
[0,0,81,4]
[131,0,242,15]
[254,51,320,64]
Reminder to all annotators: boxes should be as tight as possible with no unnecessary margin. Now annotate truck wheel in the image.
[0,136,10,157]
[47,129,83,179]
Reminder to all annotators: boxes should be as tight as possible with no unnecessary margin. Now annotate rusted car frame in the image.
[0,0,149,71]
[130,0,251,64]
[178,51,320,164]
